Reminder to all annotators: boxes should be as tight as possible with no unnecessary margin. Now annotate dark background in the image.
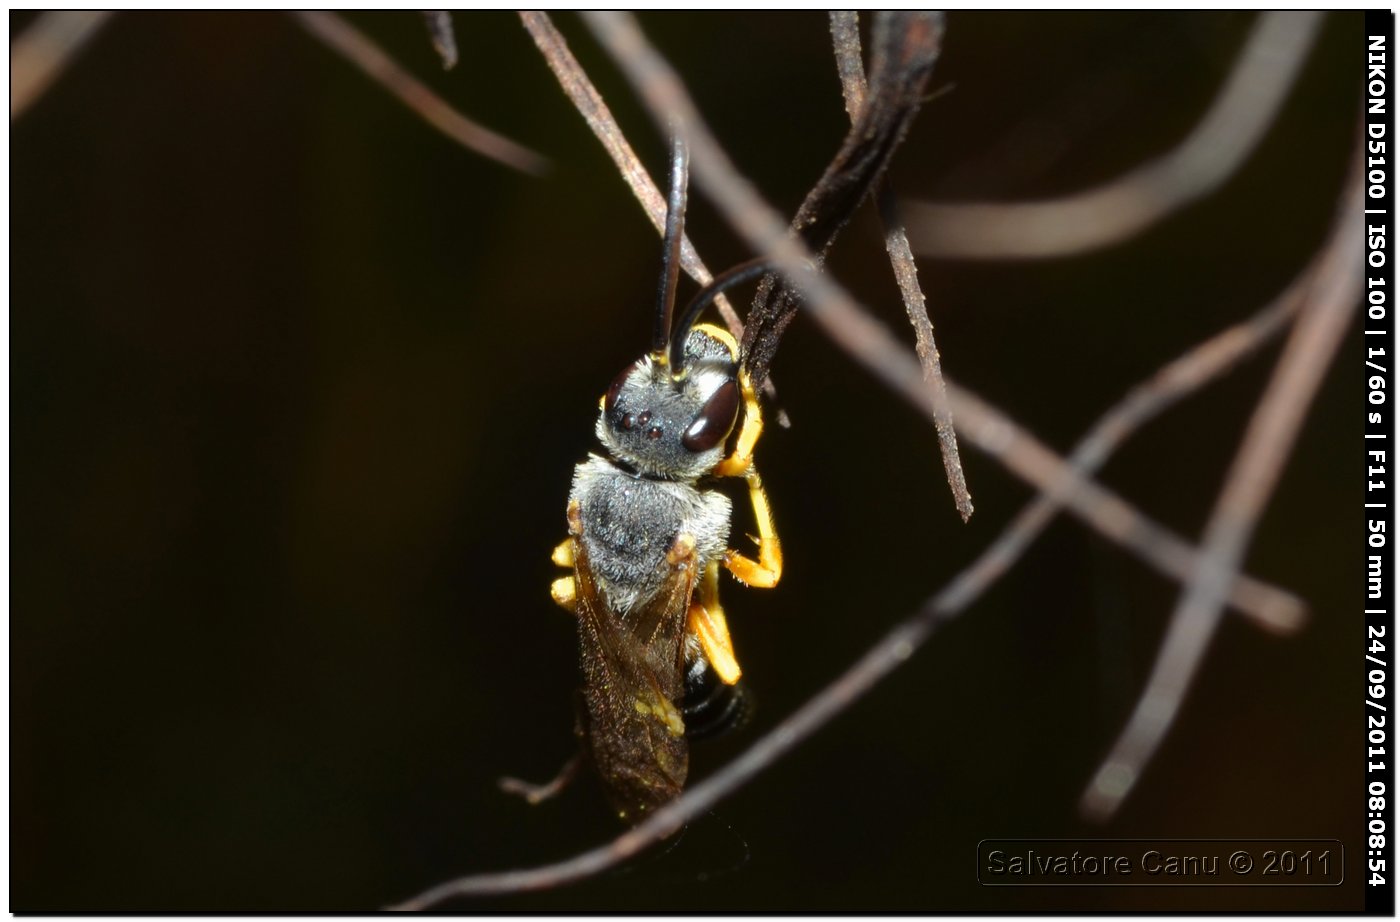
[12,11,1364,912]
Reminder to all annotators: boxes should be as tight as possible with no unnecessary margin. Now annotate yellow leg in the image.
[713,369,763,478]
[688,561,742,685]
[551,539,573,568]
[722,468,783,589]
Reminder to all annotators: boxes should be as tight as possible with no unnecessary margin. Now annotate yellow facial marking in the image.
[693,322,739,360]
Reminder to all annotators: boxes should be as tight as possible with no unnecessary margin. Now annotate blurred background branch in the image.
[1081,136,1363,820]
[903,11,1324,259]
[11,10,113,120]
[292,10,547,175]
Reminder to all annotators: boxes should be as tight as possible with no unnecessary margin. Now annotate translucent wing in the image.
[573,533,697,824]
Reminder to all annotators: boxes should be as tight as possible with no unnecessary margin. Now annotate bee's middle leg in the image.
[722,469,783,589]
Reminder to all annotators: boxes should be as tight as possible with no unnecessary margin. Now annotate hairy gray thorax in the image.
[570,454,732,616]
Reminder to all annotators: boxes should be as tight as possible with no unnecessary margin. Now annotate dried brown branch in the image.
[422,11,457,70]
[387,14,1325,909]
[1080,138,1364,821]
[828,10,973,522]
[904,11,1324,259]
[11,10,114,121]
[291,11,547,176]
[517,12,743,339]
[829,10,868,121]
[881,211,974,520]
[741,11,943,388]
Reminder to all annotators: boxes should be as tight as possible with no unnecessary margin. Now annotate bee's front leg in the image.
[722,468,783,589]
[713,369,764,478]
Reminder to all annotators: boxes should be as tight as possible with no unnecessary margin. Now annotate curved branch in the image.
[291,11,548,176]
[903,11,1324,259]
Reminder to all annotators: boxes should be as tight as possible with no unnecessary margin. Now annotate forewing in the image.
[573,535,697,823]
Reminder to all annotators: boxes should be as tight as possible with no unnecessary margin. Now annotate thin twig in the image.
[291,11,548,176]
[904,11,1324,259]
[1080,138,1364,821]
[829,10,868,121]
[881,210,974,521]
[422,11,458,71]
[387,15,1324,908]
[829,10,973,522]
[11,10,114,121]
[517,12,743,339]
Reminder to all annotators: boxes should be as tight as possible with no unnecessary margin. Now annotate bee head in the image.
[592,129,771,480]
[597,326,740,481]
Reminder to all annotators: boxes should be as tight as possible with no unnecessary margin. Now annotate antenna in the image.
[651,129,689,360]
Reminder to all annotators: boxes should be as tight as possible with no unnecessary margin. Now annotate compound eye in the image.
[604,362,638,414]
[682,378,740,453]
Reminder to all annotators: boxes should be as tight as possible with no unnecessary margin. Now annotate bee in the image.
[537,134,784,824]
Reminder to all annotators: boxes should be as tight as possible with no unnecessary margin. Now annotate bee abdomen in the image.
[682,654,753,740]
